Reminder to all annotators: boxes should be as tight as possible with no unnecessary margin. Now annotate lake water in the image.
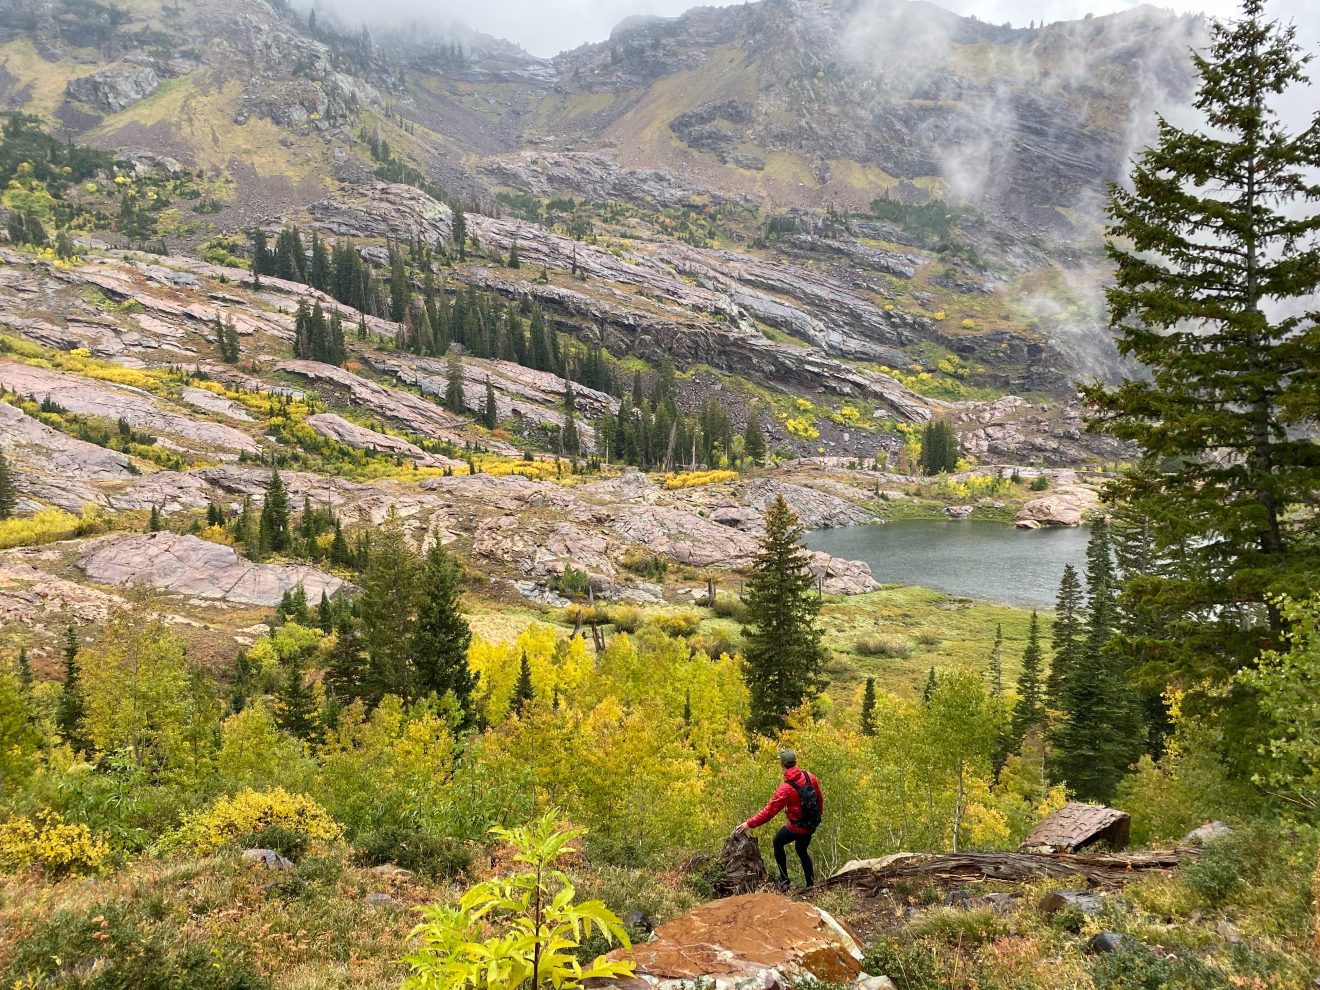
[804,519,1090,608]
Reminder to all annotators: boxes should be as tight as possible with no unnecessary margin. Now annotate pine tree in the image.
[922,666,937,704]
[329,521,351,568]
[860,676,877,736]
[507,240,520,268]
[1079,0,1320,742]
[512,650,534,714]
[275,653,318,740]
[445,348,466,413]
[1046,564,1084,711]
[483,378,498,429]
[452,209,467,260]
[411,538,476,720]
[357,513,418,703]
[742,496,828,735]
[0,450,17,519]
[16,646,32,693]
[743,407,766,466]
[1010,611,1045,749]
[259,468,291,554]
[55,624,83,748]
[317,590,333,632]
[988,623,1004,697]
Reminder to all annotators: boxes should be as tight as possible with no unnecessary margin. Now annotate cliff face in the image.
[0,0,1203,414]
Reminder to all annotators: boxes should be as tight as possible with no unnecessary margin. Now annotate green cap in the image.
[779,749,797,767]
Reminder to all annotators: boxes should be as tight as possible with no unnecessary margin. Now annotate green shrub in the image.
[355,822,473,878]
[853,634,915,658]
[711,593,749,623]
[554,565,590,598]
[904,907,1004,946]
[1029,475,1050,491]
[861,939,940,990]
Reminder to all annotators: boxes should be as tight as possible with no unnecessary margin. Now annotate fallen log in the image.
[824,849,1195,892]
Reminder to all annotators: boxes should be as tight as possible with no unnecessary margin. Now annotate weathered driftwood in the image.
[824,849,1194,891]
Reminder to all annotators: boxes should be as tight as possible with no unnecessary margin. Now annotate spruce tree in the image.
[329,521,351,568]
[744,407,766,466]
[512,650,534,714]
[860,676,877,736]
[17,646,32,693]
[1080,0,1320,739]
[275,653,318,740]
[411,538,476,720]
[452,209,467,260]
[148,505,162,532]
[922,666,937,704]
[357,512,418,703]
[1045,564,1084,711]
[0,450,17,519]
[259,468,291,554]
[742,496,828,735]
[317,590,333,632]
[483,378,498,429]
[988,623,1004,697]
[1010,611,1045,749]
[445,348,466,413]
[55,624,83,749]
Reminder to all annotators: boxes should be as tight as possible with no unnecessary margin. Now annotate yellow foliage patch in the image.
[0,506,103,549]
[178,788,344,852]
[662,470,739,489]
[0,811,110,877]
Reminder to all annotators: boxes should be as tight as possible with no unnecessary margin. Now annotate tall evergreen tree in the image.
[411,538,476,721]
[742,496,828,735]
[259,468,291,554]
[988,623,1004,697]
[452,209,467,260]
[483,378,498,430]
[743,407,766,466]
[317,590,333,633]
[1045,564,1084,711]
[55,624,83,748]
[357,513,418,703]
[512,650,534,714]
[1010,611,1045,749]
[275,653,318,740]
[860,676,877,736]
[0,450,17,519]
[16,646,32,693]
[922,666,937,704]
[1080,0,1320,750]
[445,348,466,414]
[148,505,162,532]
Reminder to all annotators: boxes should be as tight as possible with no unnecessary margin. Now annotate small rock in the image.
[944,505,973,518]
[369,864,416,881]
[1039,889,1105,916]
[365,892,404,909]
[1215,919,1242,944]
[943,887,973,908]
[242,848,293,870]
[1087,932,1137,954]
[970,892,1019,914]
[622,910,654,933]
[853,976,897,990]
[1182,821,1231,846]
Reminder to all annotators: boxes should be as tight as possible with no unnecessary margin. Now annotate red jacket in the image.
[746,766,823,835]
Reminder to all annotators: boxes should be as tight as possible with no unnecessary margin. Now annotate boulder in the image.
[1039,889,1105,916]
[944,505,973,518]
[1021,803,1130,853]
[78,533,348,606]
[1015,485,1101,529]
[598,892,868,989]
[241,848,293,870]
[66,64,160,113]
[1087,932,1139,954]
[1182,821,1231,846]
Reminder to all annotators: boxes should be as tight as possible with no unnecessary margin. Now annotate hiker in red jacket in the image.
[734,749,824,889]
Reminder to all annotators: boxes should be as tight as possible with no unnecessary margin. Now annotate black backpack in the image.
[792,773,821,830]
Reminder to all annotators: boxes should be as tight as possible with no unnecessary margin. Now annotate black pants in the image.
[773,825,814,888]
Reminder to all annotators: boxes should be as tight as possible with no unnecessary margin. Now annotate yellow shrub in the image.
[0,811,111,877]
[663,470,739,489]
[961,319,976,329]
[933,310,947,320]
[0,506,95,549]
[782,416,820,440]
[178,788,343,852]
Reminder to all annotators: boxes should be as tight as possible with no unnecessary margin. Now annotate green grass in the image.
[818,586,1046,697]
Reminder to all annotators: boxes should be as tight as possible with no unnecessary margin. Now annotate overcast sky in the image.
[313,0,1313,58]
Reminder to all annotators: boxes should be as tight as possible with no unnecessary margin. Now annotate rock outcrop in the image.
[598,893,888,990]
[65,63,160,113]
[78,532,348,605]
[1015,484,1101,529]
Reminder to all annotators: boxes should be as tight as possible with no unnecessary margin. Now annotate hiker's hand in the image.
[733,822,749,835]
